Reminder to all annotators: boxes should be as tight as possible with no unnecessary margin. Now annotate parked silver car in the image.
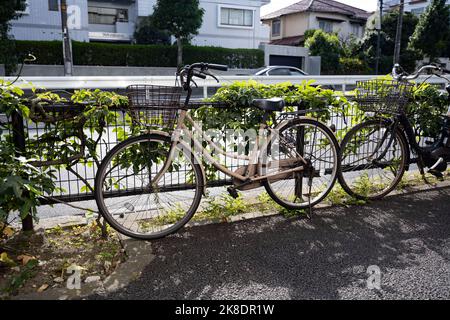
[255,66,308,76]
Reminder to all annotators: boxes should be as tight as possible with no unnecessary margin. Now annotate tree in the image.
[0,0,26,75]
[305,30,342,74]
[409,0,450,61]
[152,0,204,67]
[134,16,171,45]
[359,10,420,73]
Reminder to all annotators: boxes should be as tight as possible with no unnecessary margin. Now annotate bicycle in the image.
[94,62,340,240]
[338,64,450,200]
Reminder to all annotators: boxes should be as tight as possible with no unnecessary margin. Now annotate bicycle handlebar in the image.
[207,63,228,71]
[192,71,207,80]
[392,63,445,81]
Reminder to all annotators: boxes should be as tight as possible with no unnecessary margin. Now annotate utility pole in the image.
[375,0,384,75]
[60,0,73,76]
[393,0,405,65]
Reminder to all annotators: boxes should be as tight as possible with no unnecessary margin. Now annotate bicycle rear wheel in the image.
[338,119,408,200]
[261,118,339,210]
[95,134,203,240]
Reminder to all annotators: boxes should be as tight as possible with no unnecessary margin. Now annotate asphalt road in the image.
[92,186,450,300]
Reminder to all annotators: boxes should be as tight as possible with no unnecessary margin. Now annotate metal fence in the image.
[2,75,447,207]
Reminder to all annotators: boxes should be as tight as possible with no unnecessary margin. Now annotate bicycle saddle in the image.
[252,98,285,111]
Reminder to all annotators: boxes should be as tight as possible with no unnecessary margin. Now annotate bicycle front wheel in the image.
[95,134,203,240]
[338,119,408,200]
[262,118,339,210]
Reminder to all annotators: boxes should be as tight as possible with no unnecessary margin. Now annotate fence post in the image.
[11,110,34,232]
[295,101,305,200]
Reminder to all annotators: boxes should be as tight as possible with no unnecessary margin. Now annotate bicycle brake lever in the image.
[204,70,219,83]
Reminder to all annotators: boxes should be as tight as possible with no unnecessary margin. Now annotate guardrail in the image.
[3,75,448,97]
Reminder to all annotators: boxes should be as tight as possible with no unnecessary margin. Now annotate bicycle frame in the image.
[366,64,450,168]
[149,62,316,188]
[368,105,449,168]
[151,109,308,186]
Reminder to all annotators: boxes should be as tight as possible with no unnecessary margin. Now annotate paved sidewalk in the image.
[89,185,450,300]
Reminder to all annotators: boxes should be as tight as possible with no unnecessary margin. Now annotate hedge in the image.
[14,40,264,69]
[339,57,370,75]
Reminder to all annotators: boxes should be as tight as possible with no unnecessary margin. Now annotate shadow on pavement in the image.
[91,186,450,300]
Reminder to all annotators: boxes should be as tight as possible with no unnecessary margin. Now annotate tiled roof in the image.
[261,0,372,21]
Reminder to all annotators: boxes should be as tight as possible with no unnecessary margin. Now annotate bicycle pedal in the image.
[428,169,444,180]
[227,187,239,199]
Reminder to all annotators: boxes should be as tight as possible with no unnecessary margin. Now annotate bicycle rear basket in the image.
[126,85,183,130]
[355,80,414,115]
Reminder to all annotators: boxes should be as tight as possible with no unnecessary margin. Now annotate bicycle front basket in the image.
[355,80,414,115]
[126,85,183,130]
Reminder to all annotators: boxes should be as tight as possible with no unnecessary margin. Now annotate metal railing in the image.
[3,75,448,97]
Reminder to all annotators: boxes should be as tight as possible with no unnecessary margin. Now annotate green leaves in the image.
[408,0,450,61]
[0,143,56,225]
[305,30,342,75]
[0,85,126,226]
[409,83,448,138]
[200,80,352,132]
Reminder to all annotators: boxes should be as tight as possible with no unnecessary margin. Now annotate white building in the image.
[261,0,371,46]
[10,0,270,49]
[384,0,450,15]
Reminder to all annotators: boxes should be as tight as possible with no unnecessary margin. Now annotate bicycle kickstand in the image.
[306,177,314,220]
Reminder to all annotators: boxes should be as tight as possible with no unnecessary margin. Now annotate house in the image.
[261,0,371,46]
[384,0,450,15]
[10,0,270,49]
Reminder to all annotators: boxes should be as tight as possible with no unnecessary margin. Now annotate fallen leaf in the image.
[17,255,36,265]
[0,252,16,267]
[53,277,64,283]
[37,284,49,293]
[2,226,15,237]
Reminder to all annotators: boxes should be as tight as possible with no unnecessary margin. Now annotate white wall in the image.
[385,0,450,14]
[139,0,269,49]
[10,0,269,49]
[11,0,90,42]
[192,0,269,49]
[137,0,154,17]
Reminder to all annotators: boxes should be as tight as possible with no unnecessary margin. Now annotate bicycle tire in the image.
[95,134,203,240]
[262,117,340,210]
[338,119,408,200]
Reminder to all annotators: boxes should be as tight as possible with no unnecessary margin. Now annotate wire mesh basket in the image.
[355,80,415,115]
[126,85,183,130]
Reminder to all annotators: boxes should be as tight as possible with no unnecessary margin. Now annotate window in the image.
[351,23,363,37]
[220,7,253,27]
[88,7,128,25]
[411,8,425,15]
[319,20,333,33]
[272,19,281,37]
[48,0,59,11]
[288,68,305,76]
[268,68,291,76]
